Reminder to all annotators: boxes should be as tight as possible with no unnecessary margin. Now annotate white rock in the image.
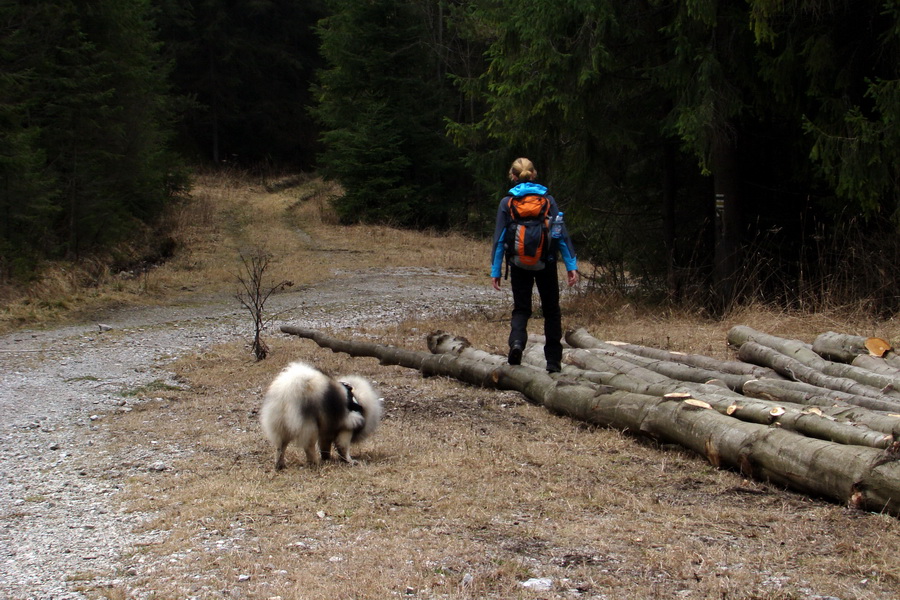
[520,577,553,591]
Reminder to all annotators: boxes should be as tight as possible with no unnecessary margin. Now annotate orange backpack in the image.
[504,194,551,271]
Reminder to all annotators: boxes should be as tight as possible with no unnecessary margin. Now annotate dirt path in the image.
[0,267,496,599]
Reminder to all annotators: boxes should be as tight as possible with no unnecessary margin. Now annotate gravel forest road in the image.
[0,267,495,600]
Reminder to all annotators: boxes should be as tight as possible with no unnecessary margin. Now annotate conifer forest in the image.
[2,1,898,312]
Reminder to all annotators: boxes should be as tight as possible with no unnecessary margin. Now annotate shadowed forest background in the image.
[1,0,899,316]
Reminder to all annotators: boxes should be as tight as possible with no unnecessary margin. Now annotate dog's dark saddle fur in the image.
[342,382,363,413]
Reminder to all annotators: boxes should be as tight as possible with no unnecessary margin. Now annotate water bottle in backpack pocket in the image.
[551,212,564,239]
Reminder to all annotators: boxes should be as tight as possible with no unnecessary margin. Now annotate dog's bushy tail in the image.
[343,411,366,431]
[339,374,382,442]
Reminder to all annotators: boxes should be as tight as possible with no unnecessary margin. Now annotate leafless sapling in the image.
[236,248,293,360]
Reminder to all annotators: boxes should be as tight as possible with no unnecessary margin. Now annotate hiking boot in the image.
[546,363,561,373]
[508,342,524,365]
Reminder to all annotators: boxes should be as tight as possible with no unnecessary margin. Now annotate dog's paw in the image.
[336,452,357,465]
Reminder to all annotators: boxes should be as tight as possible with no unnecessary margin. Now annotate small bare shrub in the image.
[235,247,292,360]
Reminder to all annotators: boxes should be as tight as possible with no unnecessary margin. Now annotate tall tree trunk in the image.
[712,131,741,310]
[209,45,220,164]
[662,139,679,299]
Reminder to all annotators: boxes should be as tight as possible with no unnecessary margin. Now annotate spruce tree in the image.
[1,0,178,267]
[750,0,900,219]
[0,3,60,277]
[312,0,467,226]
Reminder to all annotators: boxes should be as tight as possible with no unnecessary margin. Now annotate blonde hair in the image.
[509,157,537,182]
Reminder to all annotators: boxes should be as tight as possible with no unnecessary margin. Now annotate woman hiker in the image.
[491,157,579,373]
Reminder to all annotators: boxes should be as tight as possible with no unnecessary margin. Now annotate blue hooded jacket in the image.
[491,182,578,277]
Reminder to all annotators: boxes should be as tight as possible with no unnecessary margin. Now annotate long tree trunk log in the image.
[852,354,900,378]
[884,352,900,370]
[741,379,855,409]
[282,326,504,390]
[727,325,825,369]
[730,327,900,398]
[600,339,780,380]
[456,333,895,448]
[737,341,900,408]
[743,379,900,437]
[560,347,892,449]
[813,331,892,362]
[283,326,900,514]
[566,328,755,392]
[820,360,900,397]
[744,378,900,419]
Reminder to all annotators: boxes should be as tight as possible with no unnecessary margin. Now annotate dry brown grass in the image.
[24,171,900,599]
[109,331,900,600]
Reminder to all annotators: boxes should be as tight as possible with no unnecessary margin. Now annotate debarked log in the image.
[283,326,900,515]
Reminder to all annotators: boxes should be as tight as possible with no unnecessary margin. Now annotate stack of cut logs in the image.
[281,324,900,516]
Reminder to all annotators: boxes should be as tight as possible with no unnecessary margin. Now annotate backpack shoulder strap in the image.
[537,194,550,218]
[506,195,519,220]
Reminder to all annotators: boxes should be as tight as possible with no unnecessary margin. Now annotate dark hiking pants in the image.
[508,263,562,368]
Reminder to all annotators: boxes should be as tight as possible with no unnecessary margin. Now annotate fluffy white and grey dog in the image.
[260,361,382,470]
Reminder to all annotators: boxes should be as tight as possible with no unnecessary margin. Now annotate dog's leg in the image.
[303,438,320,466]
[274,441,289,471]
[319,434,335,462]
[334,430,356,464]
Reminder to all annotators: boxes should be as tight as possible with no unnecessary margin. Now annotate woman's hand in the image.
[492,277,501,291]
[567,270,579,287]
